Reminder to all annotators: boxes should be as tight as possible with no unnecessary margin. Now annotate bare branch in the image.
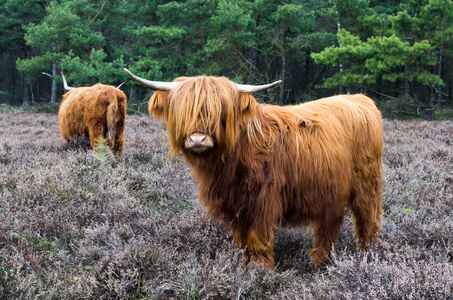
[366,86,431,109]
[89,0,106,25]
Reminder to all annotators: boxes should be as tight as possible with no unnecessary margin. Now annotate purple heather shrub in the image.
[0,113,452,299]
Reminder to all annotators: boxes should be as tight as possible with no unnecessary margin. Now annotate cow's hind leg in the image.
[350,157,383,250]
[309,214,344,266]
[350,188,383,250]
[88,122,107,149]
[112,120,125,155]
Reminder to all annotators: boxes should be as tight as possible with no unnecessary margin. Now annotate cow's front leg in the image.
[232,225,276,271]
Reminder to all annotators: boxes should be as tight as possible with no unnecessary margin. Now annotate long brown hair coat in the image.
[150,76,383,270]
[58,84,127,155]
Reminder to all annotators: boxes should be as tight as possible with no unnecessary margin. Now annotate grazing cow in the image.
[125,68,384,270]
[58,73,127,155]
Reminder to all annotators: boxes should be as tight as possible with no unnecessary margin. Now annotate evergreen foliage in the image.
[1,0,453,119]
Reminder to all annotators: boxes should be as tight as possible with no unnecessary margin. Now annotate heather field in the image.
[0,112,452,299]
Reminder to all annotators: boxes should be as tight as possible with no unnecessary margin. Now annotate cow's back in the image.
[59,88,90,139]
[294,94,382,158]
[253,94,383,225]
[58,84,120,139]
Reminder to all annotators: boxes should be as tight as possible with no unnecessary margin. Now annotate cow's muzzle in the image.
[185,133,214,152]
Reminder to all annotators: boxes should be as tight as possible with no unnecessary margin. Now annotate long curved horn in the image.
[116,82,125,89]
[60,72,75,91]
[124,68,281,93]
[124,68,179,91]
[236,80,282,93]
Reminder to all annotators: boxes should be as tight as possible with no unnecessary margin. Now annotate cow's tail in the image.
[106,93,119,148]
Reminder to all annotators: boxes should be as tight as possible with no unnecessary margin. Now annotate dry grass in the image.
[0,113,452,299]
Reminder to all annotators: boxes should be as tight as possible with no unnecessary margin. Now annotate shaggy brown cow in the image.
[125,68,384,270]
[58,73,127,155]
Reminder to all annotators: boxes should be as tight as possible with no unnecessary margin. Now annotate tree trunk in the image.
[8,48,17,104]
[249,47,257,85]
[407,79,418,104]
[51,60,57,104]
[437,39,443,107]
[30,82,35,104]
[250,10,263,85]
[22,74,29,106]
[280,22,285,105]
[337,20,343,95]
[404,62,410,98]
[305,48,311,94]
[309,65,327,95]
[425,84,436,121]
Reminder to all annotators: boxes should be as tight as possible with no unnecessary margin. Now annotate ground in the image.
[0,113,452,299]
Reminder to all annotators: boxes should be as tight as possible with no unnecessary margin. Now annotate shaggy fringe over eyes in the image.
[149,76,253,160]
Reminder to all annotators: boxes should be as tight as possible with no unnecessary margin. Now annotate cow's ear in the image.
[149,91,170,121]
[238,93,257,121]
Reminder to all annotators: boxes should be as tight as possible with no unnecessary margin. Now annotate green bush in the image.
[377,97,424,120]
[127,101,149,115]
[0,104,14,113]
[22,103,60,114]
[435,106,453,120]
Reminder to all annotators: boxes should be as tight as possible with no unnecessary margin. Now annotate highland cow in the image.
[125,68,384,270]
[58,73,127,155]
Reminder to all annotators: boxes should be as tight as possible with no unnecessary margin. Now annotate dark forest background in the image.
[1,0,453,120]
